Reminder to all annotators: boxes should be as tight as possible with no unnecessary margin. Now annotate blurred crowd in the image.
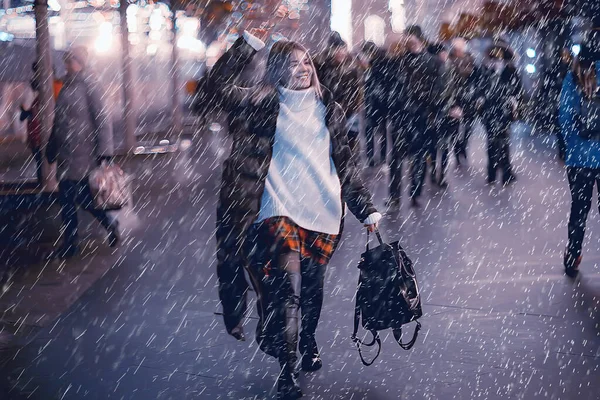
[196,24,526,211]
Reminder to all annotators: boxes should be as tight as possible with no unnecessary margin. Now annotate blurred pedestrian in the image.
[398,26,444,207]
[362,41,392,168]
[314,32,364,155]
[46,46,118,259]
[19,63,43,183]
[386,37,410,209]
[449,39,485,165]
[207,19,381,400]
[481,42,523,186]
[428,42,455,188]
[559,31,600,277]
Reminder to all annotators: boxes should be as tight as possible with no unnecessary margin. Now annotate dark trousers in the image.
[455,114,477,161]
[365,108,388,166]
[408,111,430,199]
[59,180,112,247]
[428,120,440,173]
[485,120,514,183]
[389,115,410,200]
[247,249,328,363]
[432,117,460,182]
[33,149,43,183]
[566,167,600,260]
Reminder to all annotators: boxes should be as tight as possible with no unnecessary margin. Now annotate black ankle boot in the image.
[299,336,322,372]
[277,363,302,400]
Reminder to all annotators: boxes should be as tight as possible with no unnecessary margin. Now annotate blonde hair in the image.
[251,40,322,104]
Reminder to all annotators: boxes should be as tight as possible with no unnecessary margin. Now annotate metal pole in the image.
[119,0,136,151]
[171,7,183,137]
[34,0,57,191]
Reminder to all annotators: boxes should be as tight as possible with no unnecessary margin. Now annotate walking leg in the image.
[565,168,593,271]
[276,251,303,398]
[58,180,80,257]
[299,257,326,371]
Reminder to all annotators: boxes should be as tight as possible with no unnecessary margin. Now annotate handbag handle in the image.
[352,330,381,366]
[351,297,381,366]
[366,228,385,251]
[393,321,422,350]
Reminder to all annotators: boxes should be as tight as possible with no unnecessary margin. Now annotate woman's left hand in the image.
[363,212,382,232]
[364,222,379,232]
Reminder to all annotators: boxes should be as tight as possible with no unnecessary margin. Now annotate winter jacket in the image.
[433,57,454,118]
[559,62,600,169]
[313,53,364,118]
[207,35,378,333]
[480,64,524,124]
[364,50,393,113]
[398,51,444,116]
[386,55,407,115]
[449,57,485,117]
[47,71,113,181]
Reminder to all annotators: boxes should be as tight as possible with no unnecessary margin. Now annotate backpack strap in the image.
[393,320,422,350]
[366,228,384,250]
[351,291,381,366]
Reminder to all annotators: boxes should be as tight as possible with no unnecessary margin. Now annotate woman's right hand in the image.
[247,27,270,42]
[363,212,383,232]
[247,5,289,42]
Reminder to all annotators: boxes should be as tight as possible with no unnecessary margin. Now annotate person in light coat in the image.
[47,46,119,258]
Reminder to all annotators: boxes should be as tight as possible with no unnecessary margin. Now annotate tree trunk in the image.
[171,10,183,138]
[120,0,136,151]
[34,0,57,191]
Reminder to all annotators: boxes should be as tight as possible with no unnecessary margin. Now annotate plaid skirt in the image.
[247,217,340,272]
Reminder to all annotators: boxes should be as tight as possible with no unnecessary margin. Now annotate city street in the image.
[0,124,599,400]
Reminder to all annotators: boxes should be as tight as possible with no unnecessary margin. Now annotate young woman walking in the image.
[210,14,381,400]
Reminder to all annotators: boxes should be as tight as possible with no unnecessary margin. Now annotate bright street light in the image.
[95,21,113,54]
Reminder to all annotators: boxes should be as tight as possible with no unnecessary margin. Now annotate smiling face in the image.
[282,49,314,90]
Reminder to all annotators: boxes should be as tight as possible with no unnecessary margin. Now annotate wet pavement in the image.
[0,123,598,400]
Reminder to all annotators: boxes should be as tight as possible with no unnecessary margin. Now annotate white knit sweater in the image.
[243,31,382,231]
[256,87,344,234]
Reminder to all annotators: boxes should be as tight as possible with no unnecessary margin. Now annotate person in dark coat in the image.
[449,41,485,165]
[386,38,409,209]
[427,42,454,188]
[394,25,444,208]
[46,46,119,258]
[481,43,523,185]
[362,41,392,167]
[313,32,364,155]
[207,23,381,399]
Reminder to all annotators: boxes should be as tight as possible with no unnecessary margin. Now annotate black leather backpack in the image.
[351,230,423,366]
